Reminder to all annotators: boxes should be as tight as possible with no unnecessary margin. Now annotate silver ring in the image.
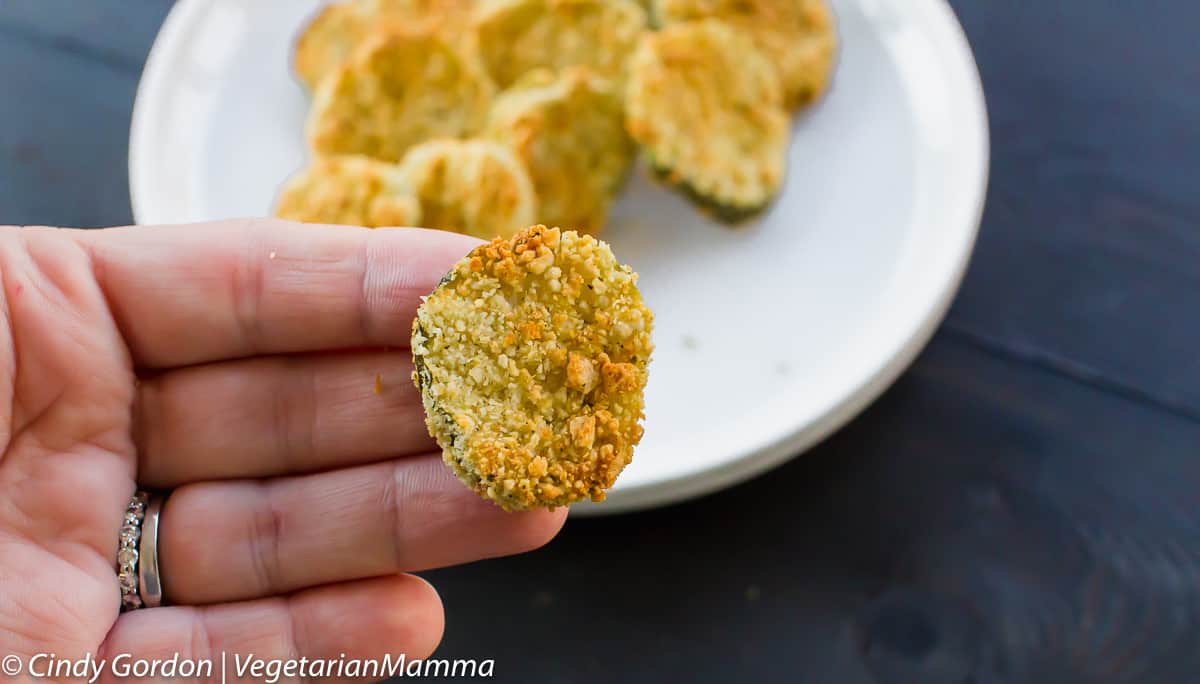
[117,491,167,611]
[138,494,165,608]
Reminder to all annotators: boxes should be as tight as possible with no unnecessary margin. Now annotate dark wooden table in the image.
[3,1,1198,682]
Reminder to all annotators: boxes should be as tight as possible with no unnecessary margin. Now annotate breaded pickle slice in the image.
[486,68,634,234]
[473,0,647,89]
[655,0,837,107]
[397,139,537,239]
[625,19,789,222]
[294,0,474,91]
[294,1,374,91]
[274,155,422,227]
[412,225,654,510]
[307,26,494,163]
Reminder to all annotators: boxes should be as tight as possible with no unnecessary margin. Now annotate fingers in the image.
[134,350,432,487]
[98,575,443,684]
[159,456,567,605]
[78,220,480,369]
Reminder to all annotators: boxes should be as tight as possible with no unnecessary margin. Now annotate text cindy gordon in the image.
[9,652,495,682]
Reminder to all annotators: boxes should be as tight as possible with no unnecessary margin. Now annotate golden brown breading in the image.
[397,138,537,239]
[306,26,494,162]
[625,19,790,221]
[274,155,422,227]
[294,2,370,92]
[293,0,475,91]
[486,68,634,234]
[473,0,647,89]
[412,225,654,510]
[655,0,837,107]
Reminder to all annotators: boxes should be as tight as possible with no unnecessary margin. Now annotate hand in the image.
[0,220,566,681]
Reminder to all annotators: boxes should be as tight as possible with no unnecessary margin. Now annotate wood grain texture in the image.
[0,0,173,71]
[0,1,171,227]
[0,36,139,228]
[944,0,1200,415]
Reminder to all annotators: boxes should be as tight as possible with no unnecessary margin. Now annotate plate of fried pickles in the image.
[131,0,989,514]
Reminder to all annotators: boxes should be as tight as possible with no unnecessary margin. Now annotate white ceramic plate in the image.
[130,0,988,515]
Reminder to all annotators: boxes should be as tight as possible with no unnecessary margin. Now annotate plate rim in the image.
[579,0,991,515]
[129,0,990,516]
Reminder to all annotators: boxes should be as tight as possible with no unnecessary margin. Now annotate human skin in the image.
[0,219,567,683]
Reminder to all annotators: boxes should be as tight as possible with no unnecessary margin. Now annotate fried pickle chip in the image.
[274,155,422,227]
[655,0,837,107]
[293,0,475,91]
[307,26,495,162]
[473,0,647,89]
[397,139,537,239]
[412,225,654,510]
[625,19,789,222]
[486,68,634,234]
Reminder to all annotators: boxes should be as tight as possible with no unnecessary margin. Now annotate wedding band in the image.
[138,494,165,608]
[117,491,167,611]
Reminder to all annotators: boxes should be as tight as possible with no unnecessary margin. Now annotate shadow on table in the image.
[422,336,1200,684]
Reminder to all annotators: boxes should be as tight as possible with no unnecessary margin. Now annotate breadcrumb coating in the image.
[473,0,648,89]
[307,26,495,163]
[397,138,538,239]
[294,0,475,91]
[655,0,837,107]
[625,19,789,221]
[294,2,374,91]
[412,225,654,510]
[274,155,422,227]
[486,68,634,234]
